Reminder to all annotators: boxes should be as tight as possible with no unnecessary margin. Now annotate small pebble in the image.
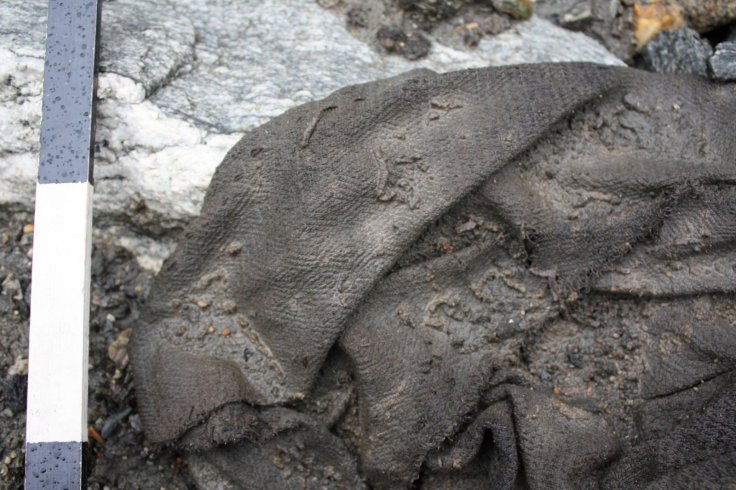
[568,351,584,368]
[0,295,12,315]
[481,13,511,35]
[398,0,460,21]
[455,220,477,234]
[101,406,133,439]
[622,92,654,114]
[346,7,368,28]
[129,413,143,433]
[1,274,22,300]
[491,0,532,19]
[220,299,237,314]
[642,29,712,77]
[7,357,28,376]
[559,2,593,30]
[22,224,33,234]
[634,2,684,48]
[3,376,26,412]
[108,328,132,369]
[376,26,431,60]
[461,22,483,48]
[709,41,736,81]
[225,241,243,256]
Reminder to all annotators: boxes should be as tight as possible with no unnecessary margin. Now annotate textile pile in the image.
[131,63,736,488]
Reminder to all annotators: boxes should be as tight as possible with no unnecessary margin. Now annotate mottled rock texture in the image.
[642,28,713,76]
[710,41,736,81]
[678,0,736,31]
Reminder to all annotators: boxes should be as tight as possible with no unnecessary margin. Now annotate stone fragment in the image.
[101,407,133,439]
[709,41,736,81]
[491,0,533,19]
[677,0,736,32]
[128,414,143,433]
[397,0,466,22]
[559,2,594,30]
[633,1,684,49]
[0,295,13,315]
[346,7,368,28]
[225,241,243,256]
[107,328,133,369]
[7,357,28,377]
[481,13,512,35]
[460,22,484,47]
[642,28,712,77]
[1,274,22,301]
[3,376,26,413]
[533,0,637,63]
[376,26,432,60]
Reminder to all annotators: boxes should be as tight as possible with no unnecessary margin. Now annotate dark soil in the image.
[0,209,194,489]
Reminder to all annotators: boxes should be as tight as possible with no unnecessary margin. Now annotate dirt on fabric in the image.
[2,1,736,489]
[127,62,736,489]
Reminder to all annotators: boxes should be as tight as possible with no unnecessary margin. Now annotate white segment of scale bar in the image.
[26,182,93,444]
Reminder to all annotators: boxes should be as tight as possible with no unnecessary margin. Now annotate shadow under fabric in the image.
[129,63,736,488]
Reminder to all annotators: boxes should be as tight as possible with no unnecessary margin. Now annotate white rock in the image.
[8,357,29,377]
[0,0,623,270]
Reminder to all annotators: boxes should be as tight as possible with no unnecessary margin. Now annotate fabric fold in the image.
[130,64,736,488]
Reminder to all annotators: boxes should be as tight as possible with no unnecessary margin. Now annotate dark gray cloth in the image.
[130,63,736,488]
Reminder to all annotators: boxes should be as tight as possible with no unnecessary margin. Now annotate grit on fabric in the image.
[130,63,736,488]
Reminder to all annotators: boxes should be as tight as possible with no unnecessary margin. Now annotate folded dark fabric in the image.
[130,63,736,488]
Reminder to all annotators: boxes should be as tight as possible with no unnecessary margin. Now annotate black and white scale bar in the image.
[25,0,101,488]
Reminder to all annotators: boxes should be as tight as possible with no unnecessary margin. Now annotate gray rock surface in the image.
[709,41,736,81]
[100,0,196,96]
[534,0,636,62]
[0,0,623,269]
[147,4,624,134]
[642,28,713,77]
[677,0,736,32]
